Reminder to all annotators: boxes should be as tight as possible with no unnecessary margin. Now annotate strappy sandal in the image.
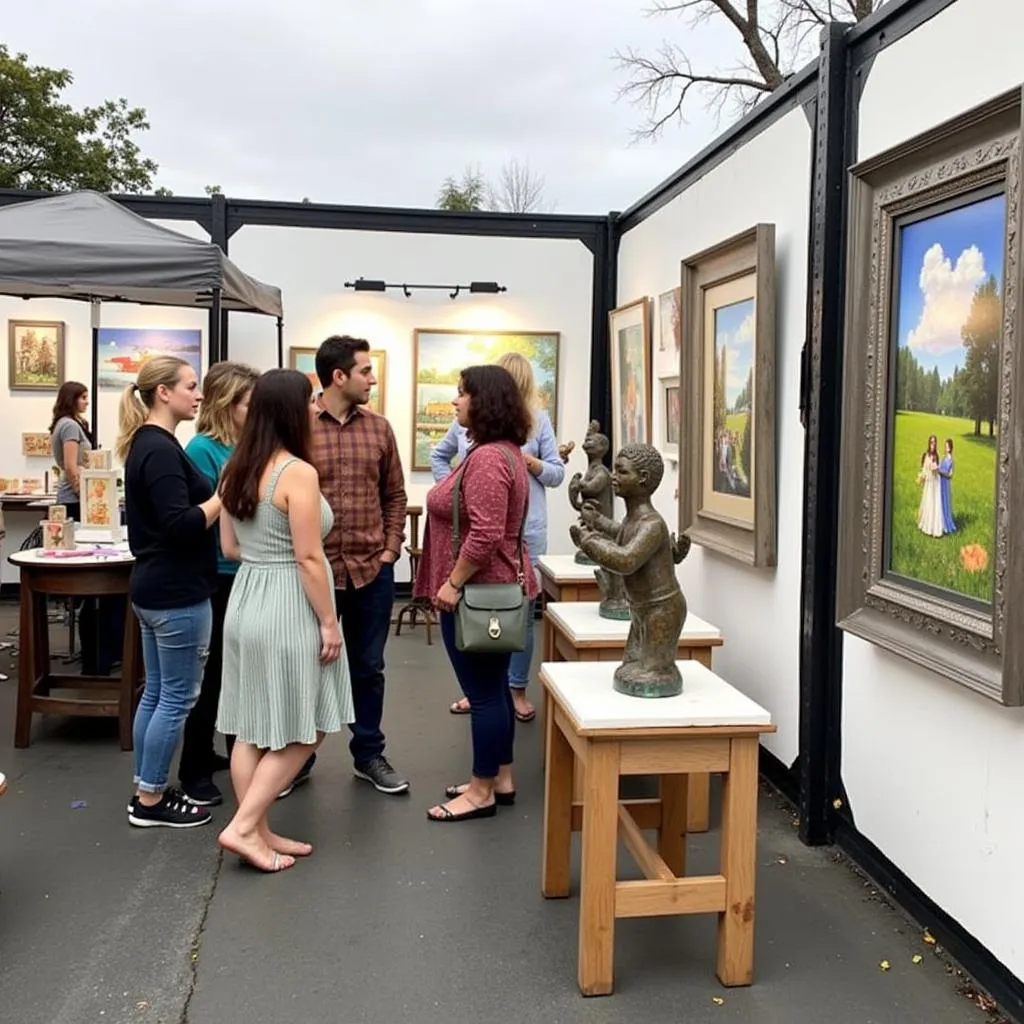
[426,797,496,822]
[444,783,515,805]
[448,698,471,715]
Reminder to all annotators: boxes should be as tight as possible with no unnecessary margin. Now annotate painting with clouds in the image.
[888,190,1004,603]
[711,297,754,500]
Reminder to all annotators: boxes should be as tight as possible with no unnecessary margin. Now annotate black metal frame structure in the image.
[0,0,1019,1014]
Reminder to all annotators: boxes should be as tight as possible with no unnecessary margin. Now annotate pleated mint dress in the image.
[217,457,354,750]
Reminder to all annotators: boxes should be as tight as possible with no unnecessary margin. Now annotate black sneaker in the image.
[128,788,213,828]
[277,751,316,800]
[210,753,232,774]
[181,777,223,807]
[353,755,409,795]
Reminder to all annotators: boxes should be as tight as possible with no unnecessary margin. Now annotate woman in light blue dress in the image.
[216,369,353,873]
[431,352,564,722]
[938,438,956,535]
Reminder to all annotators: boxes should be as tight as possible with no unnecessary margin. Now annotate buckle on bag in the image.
[488,615,502,639]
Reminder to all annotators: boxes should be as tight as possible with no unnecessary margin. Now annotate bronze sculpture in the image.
[570,443,691,697]
[567,421,630,619]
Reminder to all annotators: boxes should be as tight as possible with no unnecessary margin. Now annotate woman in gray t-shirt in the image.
[49,381,93,514]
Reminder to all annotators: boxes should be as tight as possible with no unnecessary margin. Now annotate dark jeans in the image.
[179,574,236,784]
[336,561,395,766]
[439,611,515,779]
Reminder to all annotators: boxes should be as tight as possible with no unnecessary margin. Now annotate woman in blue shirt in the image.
[178,360,260,807]
[431,351,564,722]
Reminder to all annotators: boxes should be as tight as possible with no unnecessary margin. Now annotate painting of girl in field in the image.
[888,190,1003,603]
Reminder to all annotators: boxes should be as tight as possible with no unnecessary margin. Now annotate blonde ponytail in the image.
[115,355,189,462]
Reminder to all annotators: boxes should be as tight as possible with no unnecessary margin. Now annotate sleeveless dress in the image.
[217,457,354,750]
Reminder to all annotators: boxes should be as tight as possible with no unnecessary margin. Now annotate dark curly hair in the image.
[617,443,665,493]
[461,364,531,447]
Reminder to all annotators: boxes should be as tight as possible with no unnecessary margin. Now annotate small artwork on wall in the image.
[608,298,652,456]
[288,346,387,414]
[710,293,755,504]
[656,286,681,378]
[21,432,52,458]
[887,190,1004,606]
[97,327,202,389]
[411,329,560,471]
[7,320,65,392]
[660,376,680,460]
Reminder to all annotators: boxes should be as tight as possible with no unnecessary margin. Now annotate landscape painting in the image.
[8,320,65,391]
[711,295,755,503]
[608,298,651,456]
[288,346,386,414]
[98,327,202,389]
[888,190,1004,604]
[412,329,559,471]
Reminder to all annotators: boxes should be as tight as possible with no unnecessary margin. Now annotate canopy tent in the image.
[0,190,284,440]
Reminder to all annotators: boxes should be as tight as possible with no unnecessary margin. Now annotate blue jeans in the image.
[132,601,212,793]
[440,611,514,779]
[336,561,394,766]
[509,532,544,690]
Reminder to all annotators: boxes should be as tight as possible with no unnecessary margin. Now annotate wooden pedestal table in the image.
[540,659,774,996]
[542,601,724,833]
[536,554,600,604]
[8,547,142,750]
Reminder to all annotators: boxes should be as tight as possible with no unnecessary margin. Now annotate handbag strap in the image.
[451,444,528,583]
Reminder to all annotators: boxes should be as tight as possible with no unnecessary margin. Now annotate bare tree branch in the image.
[615,0,884,141]
[488,158,552,213]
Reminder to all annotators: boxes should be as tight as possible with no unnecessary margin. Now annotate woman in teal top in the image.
[178,360,260,806]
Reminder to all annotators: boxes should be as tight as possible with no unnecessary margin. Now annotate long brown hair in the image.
[220,369,313,521]
[49,381,91,439]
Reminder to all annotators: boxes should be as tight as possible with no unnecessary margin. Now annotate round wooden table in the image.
[8,547,142,750]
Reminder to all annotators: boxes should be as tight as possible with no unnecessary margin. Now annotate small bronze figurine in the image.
[567,421,612,568]
[570,443,691,697]
[557,439,575,464]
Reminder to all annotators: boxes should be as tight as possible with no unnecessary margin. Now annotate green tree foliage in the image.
[959,274,1000,437]
[436,166,488,211]
[0,45,158,193]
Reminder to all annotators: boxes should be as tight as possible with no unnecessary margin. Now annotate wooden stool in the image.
[394,505,436,644]
[542,602,725,833]
[540,659,774,997]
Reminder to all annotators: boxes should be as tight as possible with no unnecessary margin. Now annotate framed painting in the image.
[411,329,560,472]
[659,376,681,461]
[97,327,202,389]
[836,86,1024,706]
[79,469,122,542]
[8,320,65,391]
[608,297,652,456]
[21,432,51,458]
[679,224,777,567]
[656,286,682,379]
[288,346,387,413]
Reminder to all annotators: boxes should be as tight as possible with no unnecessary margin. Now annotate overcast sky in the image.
[6,0,745,214]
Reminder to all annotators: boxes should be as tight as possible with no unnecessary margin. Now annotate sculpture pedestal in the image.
[537,554,601,604]
[539,659,774,997]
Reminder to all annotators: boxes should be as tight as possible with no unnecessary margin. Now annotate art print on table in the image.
[7,320,65,392]
[608,299,652,457]
[887,191,1004,606]
[84,474,116,527]
[97,328,202,389]
[412,330,559,471]
[288,347,387,414]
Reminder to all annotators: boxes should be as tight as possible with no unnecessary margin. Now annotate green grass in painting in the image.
[889,410,997,602]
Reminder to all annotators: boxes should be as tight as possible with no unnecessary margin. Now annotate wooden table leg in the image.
[14,582,36,748]
[542,704,574,899]
[715,736,760,987]
[578,740,619,996]
[687,648,713,833]
[658,774,688,877]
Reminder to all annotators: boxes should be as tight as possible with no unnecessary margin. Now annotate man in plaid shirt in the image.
[289,334,409,796]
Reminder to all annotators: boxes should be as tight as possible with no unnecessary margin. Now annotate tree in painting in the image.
[711,299,753,498]
[889,192,1004,603]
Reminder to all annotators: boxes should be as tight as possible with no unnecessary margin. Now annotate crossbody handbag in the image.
[450,445,530,653]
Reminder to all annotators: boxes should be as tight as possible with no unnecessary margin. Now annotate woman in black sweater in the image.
[116,355,222,829]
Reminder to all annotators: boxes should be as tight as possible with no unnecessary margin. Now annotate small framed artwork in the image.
[86,449,112,470]
[659,376,681,461]
[80,469,122,542]
[22,432,51,458]
[8,320,65,392]
[656,286,682,379]
[288,346,387,414]
[836,87,1024,706]
[679,223,777,567]
[608,297,652,456]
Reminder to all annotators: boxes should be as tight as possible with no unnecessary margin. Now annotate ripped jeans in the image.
[132,600,212,793]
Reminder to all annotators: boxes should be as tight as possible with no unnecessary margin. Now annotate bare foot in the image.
[218,826,296,872]
[449,697,471,713]
[261,827,313,857]
[511,692,535,720]
[446,781,514,798]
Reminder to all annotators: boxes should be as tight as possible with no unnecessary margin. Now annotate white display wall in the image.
[616,106,813,767]
[843,0,1024,983]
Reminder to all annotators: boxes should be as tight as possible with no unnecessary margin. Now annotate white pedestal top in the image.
[540,659,771,730]
[546,601,722,643]
[8,543,134,568]
[536,554,597,582]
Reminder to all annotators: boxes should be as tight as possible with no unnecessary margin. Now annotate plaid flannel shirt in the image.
[312,403,407,590]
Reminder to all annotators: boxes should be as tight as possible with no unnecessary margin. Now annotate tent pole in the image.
[276,316,284,368]
[209,288,223,365]
[90,299,101,445]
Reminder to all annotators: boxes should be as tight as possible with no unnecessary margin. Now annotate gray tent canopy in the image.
[0,189,281,316]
